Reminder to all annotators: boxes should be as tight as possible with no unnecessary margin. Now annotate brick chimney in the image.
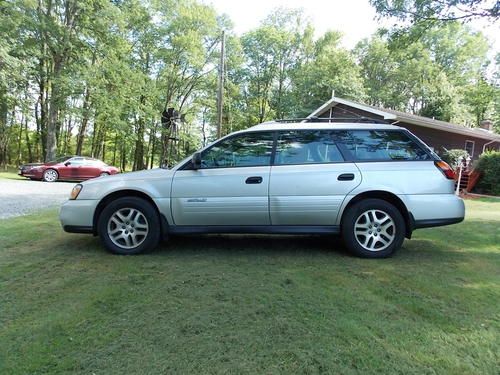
[479,120,493,131]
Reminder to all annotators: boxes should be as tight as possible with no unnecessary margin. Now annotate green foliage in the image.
[290,31,366,117]
[369,0,499,23]
[355,21,494,126]
[476,151,500,195]
[442,149,470,168]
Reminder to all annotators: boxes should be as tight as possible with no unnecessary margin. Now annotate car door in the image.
[269,130,361,225]
[171,131,274,226]
[79,158,103,179]
[58,157,84,180]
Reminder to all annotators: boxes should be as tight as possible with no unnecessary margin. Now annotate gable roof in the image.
[307,97,500,142]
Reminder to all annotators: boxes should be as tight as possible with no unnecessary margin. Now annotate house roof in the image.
[249,122,402,132]
[307,97,500,142]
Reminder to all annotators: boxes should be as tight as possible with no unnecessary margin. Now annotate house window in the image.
[465,140,475,157]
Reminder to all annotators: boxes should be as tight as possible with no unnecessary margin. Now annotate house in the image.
[307,96,500,160]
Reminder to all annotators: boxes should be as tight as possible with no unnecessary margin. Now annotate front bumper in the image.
[19,165,44,178]
[60,199,99,234]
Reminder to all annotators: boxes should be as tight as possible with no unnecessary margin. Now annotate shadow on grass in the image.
[52,218,498,259]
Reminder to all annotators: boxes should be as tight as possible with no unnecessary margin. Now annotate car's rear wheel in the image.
[43,169,58,182]
[342,198,405,258]
[98,197,160,255]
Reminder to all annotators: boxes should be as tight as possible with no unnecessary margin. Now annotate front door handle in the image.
[338,173,355,181]
[245,176,263,184]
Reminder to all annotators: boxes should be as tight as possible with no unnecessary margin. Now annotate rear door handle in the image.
[338,173,355,181]
[245,176,263,184]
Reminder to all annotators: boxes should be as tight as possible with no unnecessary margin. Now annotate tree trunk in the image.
[120,139,126,172]
[146,120,157,169]
[24,117,33,163]
[112,133,118,166]
[149,138,156,169]
[133,96,146,171]
[76,85,91,155]
[16,111,24,166]
[46,57,63,161]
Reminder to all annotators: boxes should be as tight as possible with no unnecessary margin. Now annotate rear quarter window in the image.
[335,130,431,161]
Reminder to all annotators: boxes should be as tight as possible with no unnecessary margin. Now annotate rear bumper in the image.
[401,194,465,222]
[413,217,464,229]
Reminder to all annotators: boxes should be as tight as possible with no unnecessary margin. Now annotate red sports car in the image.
[19,156,120,182]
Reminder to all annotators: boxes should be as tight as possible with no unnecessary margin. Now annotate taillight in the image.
[434,160,455,180]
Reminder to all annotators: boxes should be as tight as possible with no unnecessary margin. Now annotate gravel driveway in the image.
[0,179,75,219]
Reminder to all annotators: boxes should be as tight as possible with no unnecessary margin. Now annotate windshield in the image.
[49,156,74,163]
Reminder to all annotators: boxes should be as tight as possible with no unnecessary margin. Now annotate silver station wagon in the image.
[60,121,465,258]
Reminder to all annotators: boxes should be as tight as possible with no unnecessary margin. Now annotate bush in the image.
[442,149,470,168]
[475,151,500,196]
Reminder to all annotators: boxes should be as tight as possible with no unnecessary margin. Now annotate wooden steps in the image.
[454,168,481,193]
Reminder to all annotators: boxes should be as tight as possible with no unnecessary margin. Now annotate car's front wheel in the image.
[43,169,58,182]
[341,198,405,258]
[98,197,161,255]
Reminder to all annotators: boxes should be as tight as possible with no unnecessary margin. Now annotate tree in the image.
[370,0,499,23]
[240,8,314,124]
[355,22,494,125]
[290,32,366,117]
[463,76,496,126]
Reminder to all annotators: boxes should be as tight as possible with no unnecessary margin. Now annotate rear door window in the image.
[335,130,430,161]
[275,130,344,165]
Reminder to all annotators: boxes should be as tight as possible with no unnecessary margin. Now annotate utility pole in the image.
[216,30,225,139]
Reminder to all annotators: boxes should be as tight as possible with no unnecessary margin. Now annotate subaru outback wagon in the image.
[60,122,465,258]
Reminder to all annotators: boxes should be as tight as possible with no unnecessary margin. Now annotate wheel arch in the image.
[340,190,414,238]
[92,189,169,239]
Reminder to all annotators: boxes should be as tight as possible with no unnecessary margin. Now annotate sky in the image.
[203,0,499,54]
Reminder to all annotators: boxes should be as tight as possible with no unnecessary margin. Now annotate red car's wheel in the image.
[43,169,59,182]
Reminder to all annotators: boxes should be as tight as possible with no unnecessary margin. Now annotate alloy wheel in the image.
[44,169,58,182]
[353,209,396,252]
[107,208,149,249]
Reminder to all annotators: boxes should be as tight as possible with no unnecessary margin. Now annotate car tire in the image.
[98,197,160,255]
[341,198,405,258]
[43,169,59,182]
[100,172,109,177]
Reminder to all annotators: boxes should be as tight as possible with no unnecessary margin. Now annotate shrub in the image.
[442,149,470,168]
[475,151,500,196]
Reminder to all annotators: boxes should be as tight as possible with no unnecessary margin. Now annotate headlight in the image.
[70,184,83,200]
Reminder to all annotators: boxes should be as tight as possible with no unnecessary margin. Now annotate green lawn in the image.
[0,200,498,374]
[0,166,24,180]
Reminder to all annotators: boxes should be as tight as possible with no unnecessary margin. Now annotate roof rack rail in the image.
[274,116,390,124]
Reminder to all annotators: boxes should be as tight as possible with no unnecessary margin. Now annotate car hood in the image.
[20,163,44,168]
[76,167,176,200]
[81,168,174,186]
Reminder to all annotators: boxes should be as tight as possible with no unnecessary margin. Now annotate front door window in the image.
[201,132,274,169]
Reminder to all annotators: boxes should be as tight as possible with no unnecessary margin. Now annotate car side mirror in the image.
[192,152,202,170]
[64,161,71,166]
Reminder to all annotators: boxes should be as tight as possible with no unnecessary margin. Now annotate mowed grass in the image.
[0,167,24,180]
[0,200,498,374]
